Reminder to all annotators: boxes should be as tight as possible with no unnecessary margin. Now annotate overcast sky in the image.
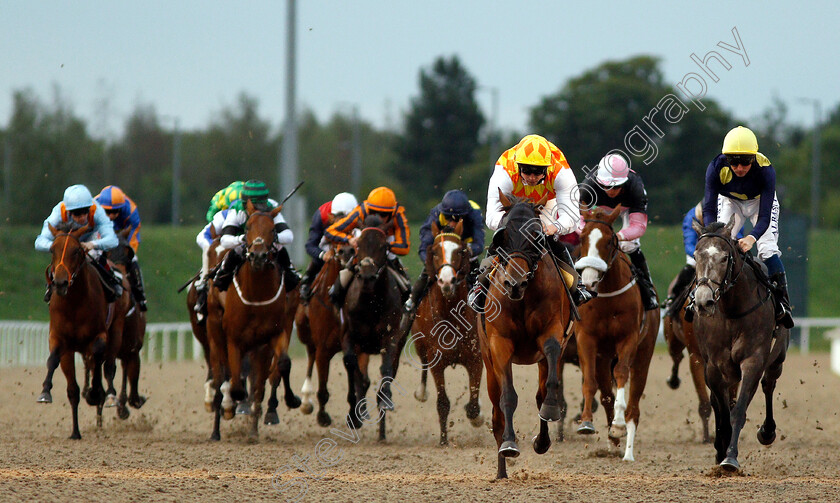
[2,1,838,138]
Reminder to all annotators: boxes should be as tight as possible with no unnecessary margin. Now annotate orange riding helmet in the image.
[364,187,397,213]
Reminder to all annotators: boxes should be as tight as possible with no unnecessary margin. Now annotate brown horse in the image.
[662,272,712,443]
[37,223,124,438]
[206,202,300,441]
[477,192,573,479]
[690,218,788,471]
[341,215,406,441]
[409,219,484,445]
[573,206,659,461]
[295,244,355,427]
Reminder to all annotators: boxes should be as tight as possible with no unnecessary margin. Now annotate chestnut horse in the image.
[295,244,355,427]
[206,201,300,441]
[690,219,788,471]
[37,223,126,438]
[662,271,712,443]
[341,215,406,441]
[477,193,573,479]
[574,206,659,461]
[409,220,484,445]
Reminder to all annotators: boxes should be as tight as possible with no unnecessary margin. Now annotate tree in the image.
[396,55,485,216]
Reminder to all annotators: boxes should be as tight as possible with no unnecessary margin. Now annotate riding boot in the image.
[627,249,659,311]
[769,272,794,329]
[553,241,595,306]
[213,245,245,292]
[194,277,208,321]
[388,257,411,302]
[128,258,148,311]
[93,256,123,302]
[467,266,492,313]
[663,264,696,309]
[299,259,325,302]
[275,247,301,291]
[404,271,431,315]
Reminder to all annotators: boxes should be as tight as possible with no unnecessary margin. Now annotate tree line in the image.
[2,55,837,228]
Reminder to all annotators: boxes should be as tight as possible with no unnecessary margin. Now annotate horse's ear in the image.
[454,219,464,236]
[723,214,737,237]
[49,223,59,237]
[70,224,90,239]
[534,192,550,209]
[431,219,440,237]
[691,218,704,236]
[246,199,256,215]
[119,226,131,239]
[498,188,512,210]
[270,205,283,218]
[379,217,395,234]
[209,225,217,240]
[606,205,622,224]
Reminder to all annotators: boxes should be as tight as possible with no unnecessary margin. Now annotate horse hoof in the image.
[263,411,280,425]
[532,435,551,455]
[499,441,520,458]
[129,396,147,409]
[720,457,740,472]
[204,402,214,413]
[209,433,220,442]
[69,432,82,440]
[223,408,235,420]
[300,401,314,415]
[609,423,627,438]
[414,389,428,402]
[666,375,681,390]
[104,394,118,408]
[469,413,485,428]
[317,411,332,427]
[577,421,596,435]
[347,413,363,430]
[236,402,252,416]
[285,394,302,409]
[230,386,247,402]
[37,392,52,404]
[757,426,776,446]
[538,403,563,422]
[86,389,104,407]
[117,406,130,420]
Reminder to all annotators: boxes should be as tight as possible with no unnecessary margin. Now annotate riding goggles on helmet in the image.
[520,164,547,176]
[725,154,755,167]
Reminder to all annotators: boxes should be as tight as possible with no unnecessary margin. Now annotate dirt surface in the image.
[1,351,838,502]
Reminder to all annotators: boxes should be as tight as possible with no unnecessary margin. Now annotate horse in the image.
[37,222,125,438]
[205,201,301,441]
[409,219,484,445]
[295,243,355,427]
[340,214,407,441]
[477,191,574,479]
[690,218,788,471]
[573,206,659,461]
[662,271,712,443]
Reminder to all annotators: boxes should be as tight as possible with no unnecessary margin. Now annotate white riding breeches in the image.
[717,194,781,261]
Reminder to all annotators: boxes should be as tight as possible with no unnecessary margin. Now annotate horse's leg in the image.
[609,335,639,439]
[203,347,214,413]
[415,365,429,402]
[665,318,685,390]
[687,352,712,443]
[489,337,519,458]
[555,359,567,442]
[315,347,333,427]
[430,363,450,446]
[103,353,119,408]
[226,340,245,405]
[60,351,82,439]
[757,340,786,446]
[705,367,731,464]
[82,356,91,402]
[277,352,301,410]
[117,357,130,420]
[575,331,598,434]
[721,354,766,471]
[538,337,564,421]
[86,335,107,407]
[299,345,316,415]
[484,354,507,479]
[37,343,61,403]
[357,352,372,422]
[236,354,252,415]
[127,353,146,409]
[378,325,408,412]
[621,328,656,462]
[465,359,484,428]
[341,340,362,429]
[533,359,551,455]
[249,352,269,441]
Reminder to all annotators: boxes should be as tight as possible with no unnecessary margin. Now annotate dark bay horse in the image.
[341,215,406,441]
[37,223,118,439]
[477,192,573,479]
[295,244,355,427]
[409,220,484,445]
[574,206,659,461]
[206,201,300,441]
[691,218,788,471]
[662,271,712,443]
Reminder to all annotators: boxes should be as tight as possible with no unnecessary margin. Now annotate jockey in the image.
[324,186,411,306]
[403,189,484,315]
[702,125,794,328]
[579,153,658,310]
[205,180,244,222]
[469,134,592,311]
[35,184,122,302]
[96,185,147,311]
[192,207,232,320]
[298,192,359,302]
[212,179,300,292]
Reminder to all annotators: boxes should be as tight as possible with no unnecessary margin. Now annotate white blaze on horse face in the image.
[581,228,604,289]
[437,241,459,288]
[695,244,725,310]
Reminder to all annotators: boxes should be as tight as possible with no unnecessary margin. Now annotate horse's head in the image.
[354,215,390,287]
[48,222,91,297]
[496,189,549,301]
[107,227,134,266]
[691,215,740,317]
[575,206,622,291]
[244,200,282,271]
[428,219,469,299]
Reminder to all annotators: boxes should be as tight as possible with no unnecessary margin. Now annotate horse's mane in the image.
[363,214,383,228]
[701,221,727,235]
[54,221,77,233]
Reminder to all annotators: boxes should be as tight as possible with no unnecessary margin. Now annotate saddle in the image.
[90,257,124,303]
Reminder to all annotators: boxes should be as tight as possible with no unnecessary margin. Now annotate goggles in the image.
[725,154,755,167]
[520,165,548,177]
[69,208,90,217]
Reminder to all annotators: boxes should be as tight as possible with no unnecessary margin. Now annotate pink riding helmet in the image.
[595,154,631,187]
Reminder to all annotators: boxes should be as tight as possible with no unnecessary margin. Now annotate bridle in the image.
[244,212,278,266]
[49,232,87,288]
[582,218,622,272]
[353,227,387,282]
[431,232,468,285]
[693,232,745,304]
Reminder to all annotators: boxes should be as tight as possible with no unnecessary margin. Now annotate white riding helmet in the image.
[63,184,95,211]
[331,192,358,217]
[595,154,631,187]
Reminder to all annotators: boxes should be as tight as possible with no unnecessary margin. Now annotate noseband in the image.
[581,218,621,275]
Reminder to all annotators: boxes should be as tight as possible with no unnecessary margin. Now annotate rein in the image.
[431,232,467,284]
[51,233,87,286]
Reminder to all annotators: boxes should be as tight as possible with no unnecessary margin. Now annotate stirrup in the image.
[403,297,415,314]
[467,284,484,312]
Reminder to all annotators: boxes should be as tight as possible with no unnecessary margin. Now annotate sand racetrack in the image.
[0,350,838,502]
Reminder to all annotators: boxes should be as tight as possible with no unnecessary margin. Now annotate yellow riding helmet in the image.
[514,134,552,167]
[722,126,758,155]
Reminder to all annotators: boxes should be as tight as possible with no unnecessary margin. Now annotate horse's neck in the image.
[601,253,633,289]
[720,258,762,308]
[59,263,102,309]
[238,262,281,293]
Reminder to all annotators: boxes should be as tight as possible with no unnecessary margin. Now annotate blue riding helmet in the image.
[440,190,471,219]
[63,184,95,211]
